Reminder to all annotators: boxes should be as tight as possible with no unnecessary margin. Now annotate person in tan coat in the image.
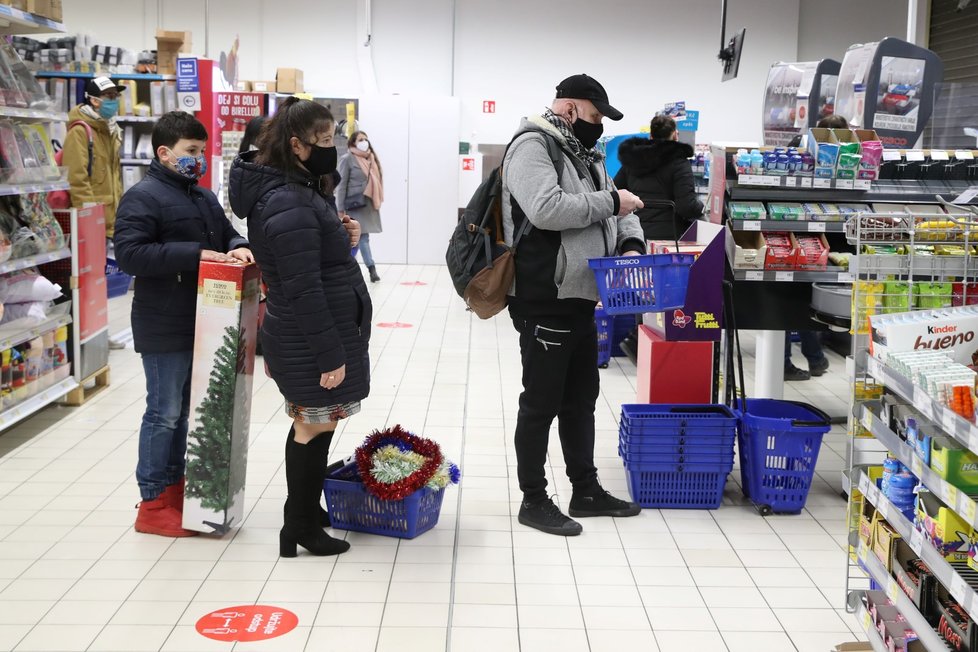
[64,76,125,239]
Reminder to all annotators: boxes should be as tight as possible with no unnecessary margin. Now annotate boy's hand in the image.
[229,248,255,264]
[201,249,235,263]
[341,214,361,248]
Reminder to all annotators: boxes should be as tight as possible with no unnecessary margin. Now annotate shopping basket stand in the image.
[722,278,833,515]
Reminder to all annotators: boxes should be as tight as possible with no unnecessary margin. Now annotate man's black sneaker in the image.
[809,357,829,377]
[569,487,641,518]
[784,363,810,381]
[518,497,582,536]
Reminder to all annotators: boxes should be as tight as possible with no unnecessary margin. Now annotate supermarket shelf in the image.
[0,5,65,35]
[733,267,853,283]
[730,219,847,233]
[737,174,872,191]
[0,247,70,275]
[0,377,78,432]
[115,116,159,124]
[866,357,978,459]
[855,540,951,651]
[0,107,67,122]
[858,469,978,622]
[0,179,68,197]
[728,179,978,205]
[120,158,152,166]
[0,311,71,352]
[853,599,889,652]
[862,406,978,532]
[35,71,175,81]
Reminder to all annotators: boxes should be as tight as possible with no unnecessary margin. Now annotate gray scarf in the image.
[542,108,601,168]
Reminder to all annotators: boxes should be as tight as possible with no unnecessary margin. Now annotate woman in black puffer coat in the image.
[613,115,705,362]
[613,114,704,241]
[229,98,371,558]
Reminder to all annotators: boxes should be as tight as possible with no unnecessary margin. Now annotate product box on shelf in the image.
[276,68,304,94]
[728,201,766,220]
[808,127,840,178]
[831,129,863,180]
[873,511,902,571]
[731,230,767,270]
[931,439,978,493]
[907,417,938,465]
[768,202,806,221]
[763,232,796,270]
[869,308,978,369]
[891,538,939,624]
[646,240,708,257]
[935,583,978,651]
[252,80,276,93]
[915,490,971,563]
[855,129,884,180]
[155,30,191,75]
[794,234,829,270]
[859,497,876,549]
[26,0,61,21]
[182,262,260,535]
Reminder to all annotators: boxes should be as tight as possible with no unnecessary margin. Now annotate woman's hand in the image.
[228,248,255,263]
[341,215,361,248]
[201,249,235,263]
[321,365,346,390]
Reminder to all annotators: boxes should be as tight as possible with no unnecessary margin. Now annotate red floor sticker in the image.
[377,322,414,328]
[400,281,427,286]
[196,605,298,642]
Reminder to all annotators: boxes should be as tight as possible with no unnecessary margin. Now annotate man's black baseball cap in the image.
[555,74,623,121]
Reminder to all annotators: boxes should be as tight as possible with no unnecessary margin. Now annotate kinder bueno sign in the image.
[870,310,978,367]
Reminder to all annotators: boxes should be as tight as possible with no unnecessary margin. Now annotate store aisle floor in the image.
[0,264,863,652]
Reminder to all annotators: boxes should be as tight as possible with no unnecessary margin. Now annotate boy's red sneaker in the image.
[161,477,186,512]
[135,496,198,538]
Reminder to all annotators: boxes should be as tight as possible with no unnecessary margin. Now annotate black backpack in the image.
[446,132,565,318]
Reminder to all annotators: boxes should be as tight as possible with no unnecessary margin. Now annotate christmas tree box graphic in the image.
[183,261,260,535]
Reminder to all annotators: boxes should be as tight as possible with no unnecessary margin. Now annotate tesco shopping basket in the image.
[588,253,693,315]
[736,398,831,516]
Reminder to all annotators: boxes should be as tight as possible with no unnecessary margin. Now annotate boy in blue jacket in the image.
[114,111,253,537]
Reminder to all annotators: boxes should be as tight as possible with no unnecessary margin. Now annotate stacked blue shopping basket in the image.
[618,404,738,509]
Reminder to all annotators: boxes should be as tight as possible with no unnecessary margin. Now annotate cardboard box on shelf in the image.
[26,0,60,21]
[931,439,978,492]
[149,81,164,116]
[793,233,829,270]
[872,512,901,571]
[182,262,260,535]
[808,127,840,178]
[763,232,797,270]
[891,538,939,621]
[916,491,970,563]
[935,582,978,651]
[6,0,27,11]
[234,80,252,92]
[155,30,192,75]
[732,230,768,270]
[252,80,276,93]
[276,67,304,94]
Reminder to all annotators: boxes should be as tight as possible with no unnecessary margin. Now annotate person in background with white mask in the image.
[336,130,384,283]
[114,111,252,538]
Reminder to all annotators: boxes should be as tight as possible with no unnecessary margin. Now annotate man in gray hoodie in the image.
[503,74,646,536]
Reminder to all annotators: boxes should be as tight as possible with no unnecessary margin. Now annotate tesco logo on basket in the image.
[614,258,641,266]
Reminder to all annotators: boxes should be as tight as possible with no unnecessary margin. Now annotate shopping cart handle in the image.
[780,400,831,427]
[668,406,730,415]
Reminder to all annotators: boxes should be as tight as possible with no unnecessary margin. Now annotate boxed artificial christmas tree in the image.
[183,261,260,535]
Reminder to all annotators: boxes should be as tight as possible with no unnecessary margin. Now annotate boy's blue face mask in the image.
[166,148,208,180]
[97,99,119,119]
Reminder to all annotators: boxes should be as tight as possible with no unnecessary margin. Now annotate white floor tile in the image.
[520,627,591,652]
[654,629,728,651]
[709,607,784,632]
[722,630,796,652]
[87,625,173,651]
[450,627,519,652]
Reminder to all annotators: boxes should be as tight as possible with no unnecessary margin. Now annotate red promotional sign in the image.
[461,158,475,171]
[196,605,298,642]
[377,322,414,329]
[482,100,495,113]
[76,205,108,341]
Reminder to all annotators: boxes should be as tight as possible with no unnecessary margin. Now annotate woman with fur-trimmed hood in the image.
[613,114,704,241]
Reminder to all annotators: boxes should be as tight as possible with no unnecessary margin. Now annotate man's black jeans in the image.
[511,312,600,503]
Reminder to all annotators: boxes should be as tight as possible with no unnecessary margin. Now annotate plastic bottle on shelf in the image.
[53,326,68,369]
[881,455,901,494]
[776,153,790,175]
[886,470,919,521]
[789,153,803,174]
[800,152,815,174]
[763,151,779,174]
[750,150,764,175]
[734,149,749,174]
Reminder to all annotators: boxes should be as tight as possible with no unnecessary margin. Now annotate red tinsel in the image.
[355,425,444,501]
